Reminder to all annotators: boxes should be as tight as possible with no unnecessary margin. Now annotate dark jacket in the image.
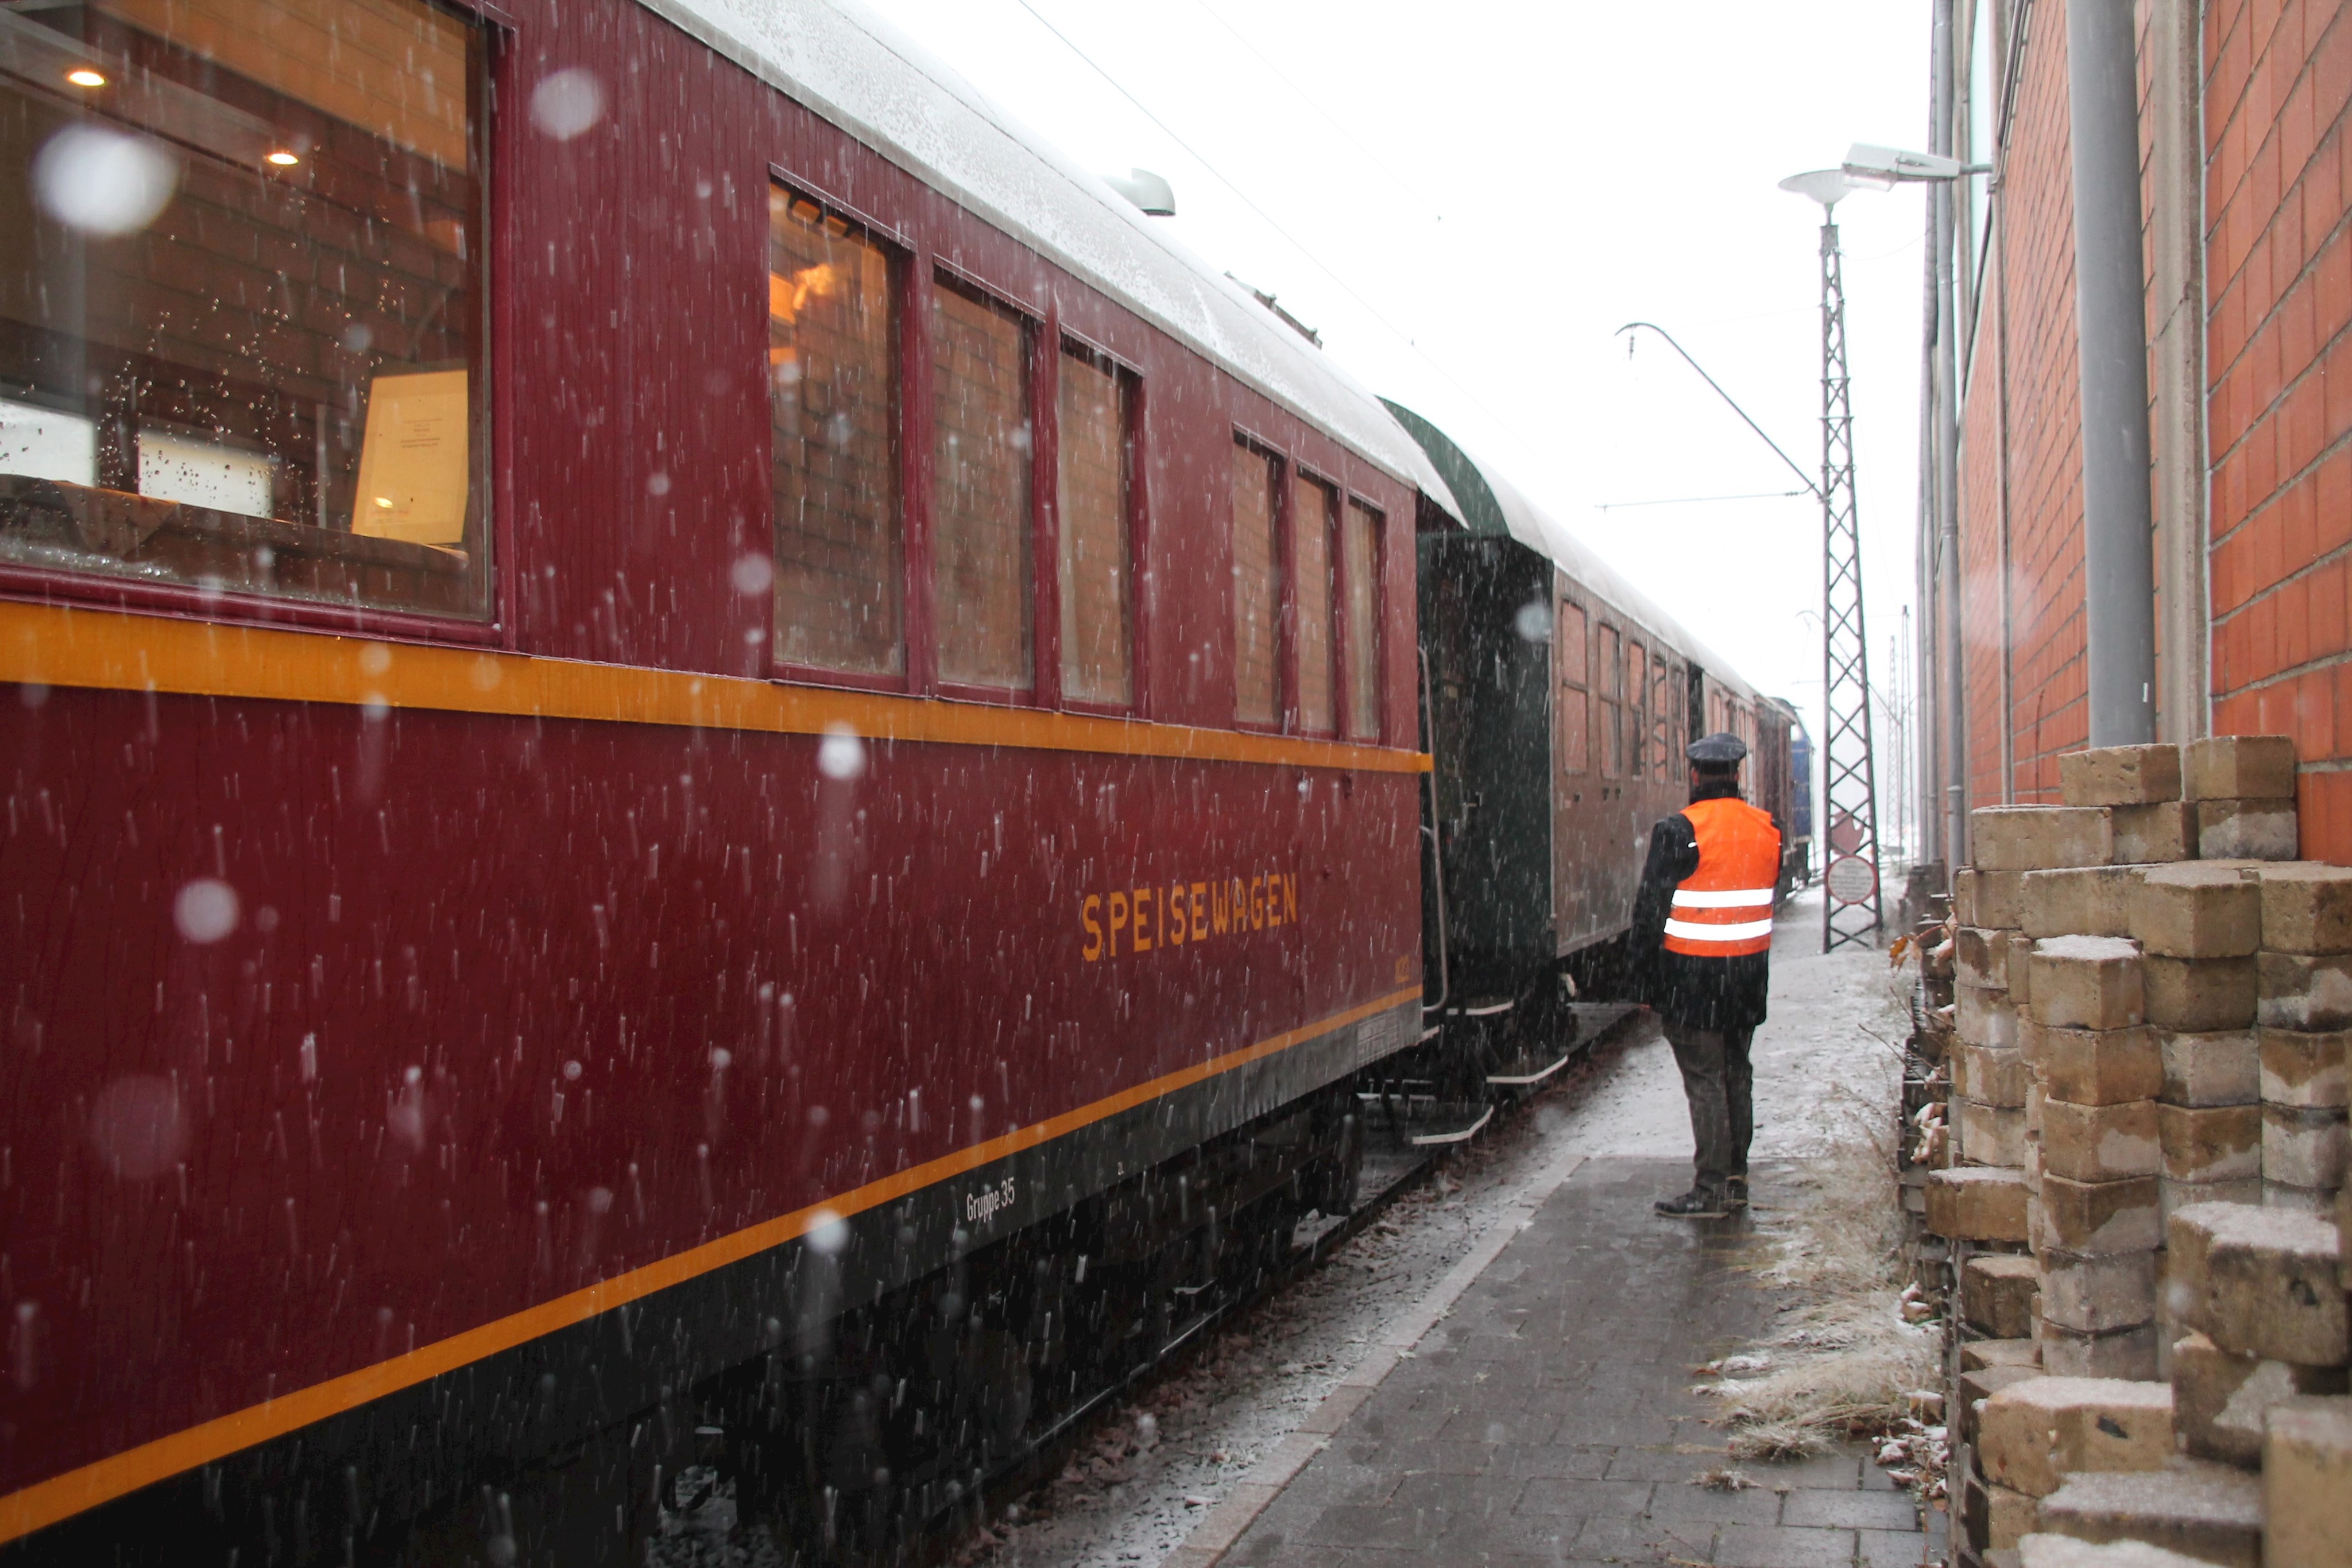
[1628,777,1774,1033]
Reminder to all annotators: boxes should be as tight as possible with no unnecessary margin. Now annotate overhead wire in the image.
[1007,0,1526,444]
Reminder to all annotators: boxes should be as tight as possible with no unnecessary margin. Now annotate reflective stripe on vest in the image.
[1662,795,1783,958]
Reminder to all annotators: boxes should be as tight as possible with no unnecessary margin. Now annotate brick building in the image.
[1939,0,2352,862]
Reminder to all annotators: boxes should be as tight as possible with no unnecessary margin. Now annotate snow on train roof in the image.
[1382,401,1763,704]
[631,0,1460,515]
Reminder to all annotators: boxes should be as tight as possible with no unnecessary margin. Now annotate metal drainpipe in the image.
[1933,0,1968,875]
[2068,0,2158,744]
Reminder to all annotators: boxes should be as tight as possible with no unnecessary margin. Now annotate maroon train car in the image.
[0,0,1461,1555]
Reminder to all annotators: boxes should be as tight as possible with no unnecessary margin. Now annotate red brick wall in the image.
[1959,7,2090,817]
[2204,0,2352,857]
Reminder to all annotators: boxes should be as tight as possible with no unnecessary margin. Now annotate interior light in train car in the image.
[65,68,107,87]
[265,149,301,166]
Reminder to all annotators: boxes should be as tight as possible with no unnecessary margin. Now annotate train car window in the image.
[1341,497,1380,740]
[1597,622,1622,775]
[1057,343,1132,706]
[1231,440,1280,725]
[771,187,903,675]
[1557,600,1588,687]
[1293,474,1336,733]
[931,279,1033,690]
[1651,656,1671,778]
[1626,637,1646,776]
[0,0,489,618]
[1557,600,1588,772]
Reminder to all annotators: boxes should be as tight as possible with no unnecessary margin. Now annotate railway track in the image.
[644,1005,1648,1567]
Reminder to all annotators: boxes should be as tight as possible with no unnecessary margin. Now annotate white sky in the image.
[859,0,1934,843]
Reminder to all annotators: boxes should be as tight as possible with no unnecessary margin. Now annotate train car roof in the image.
[636,0,1461,517]
[1383,400,1765,705]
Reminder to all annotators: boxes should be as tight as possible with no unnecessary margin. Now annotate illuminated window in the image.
[0,0,488,617]
[1557,599,1588,772]
[1341,498,1381,741]
[1293,474,1336,734]
[770,188,902,675]
[1057,344,1132,706]
[1232,440,1280,725]
[931,280,1032,690]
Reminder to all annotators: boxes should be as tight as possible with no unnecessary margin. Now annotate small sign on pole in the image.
[1826,854,1878,906]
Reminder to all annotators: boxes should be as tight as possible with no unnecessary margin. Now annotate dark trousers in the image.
[1664,1020,1755,1195]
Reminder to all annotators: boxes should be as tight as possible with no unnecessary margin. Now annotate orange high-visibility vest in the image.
[1662,796,1783,958]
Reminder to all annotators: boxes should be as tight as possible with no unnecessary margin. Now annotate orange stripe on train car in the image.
[0,985,1422,1544]
[0,602,1430,773]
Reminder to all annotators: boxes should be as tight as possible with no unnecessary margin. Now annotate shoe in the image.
[1725,1177,1749,1210]
[1654,1188,1731,1219]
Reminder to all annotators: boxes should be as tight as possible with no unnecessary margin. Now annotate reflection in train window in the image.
[1597,623,1622,776]
[1058,344,1132,706]
[931,279,1032,690]
[1231,440,1280,726]
[1557,599,1588,772]
[1342,498,1380,741]
[1293,474,1336,733]
[0,0,488,617]
[771,187,902,675]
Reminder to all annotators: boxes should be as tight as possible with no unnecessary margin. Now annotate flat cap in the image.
[1688,731,1748,768]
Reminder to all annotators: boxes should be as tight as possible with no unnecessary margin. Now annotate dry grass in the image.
[1703,1073,1937,1461]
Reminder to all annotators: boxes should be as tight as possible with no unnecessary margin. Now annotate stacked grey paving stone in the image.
[1923,737,2352,1567]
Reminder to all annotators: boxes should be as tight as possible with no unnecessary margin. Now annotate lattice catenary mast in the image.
[1811,206,1885,953]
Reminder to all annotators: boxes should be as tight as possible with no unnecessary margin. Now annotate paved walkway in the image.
[1177,1158,1943,1567]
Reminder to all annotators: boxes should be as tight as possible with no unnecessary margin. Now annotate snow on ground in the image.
[960,884,1910,1568]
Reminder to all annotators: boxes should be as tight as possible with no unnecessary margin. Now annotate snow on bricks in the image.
[2168,1330,2348,1469]
[2261,1396,2352,1568]
[1977,1377,2175,1497]
[2016,1536,2223,1568]
[1928,1165,2033,1242]
[2032,1460,2262,1566]
[1975,806,2117,872]
[2060,745,2185,809]
[2164,1203,2346,1368]
[2029,938,2146,1030]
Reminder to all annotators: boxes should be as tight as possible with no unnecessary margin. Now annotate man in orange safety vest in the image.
[1629,731,1782,1219]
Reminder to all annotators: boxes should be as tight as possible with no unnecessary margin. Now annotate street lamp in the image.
[1834,142,1988,908]
[1779,167,1885,954]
